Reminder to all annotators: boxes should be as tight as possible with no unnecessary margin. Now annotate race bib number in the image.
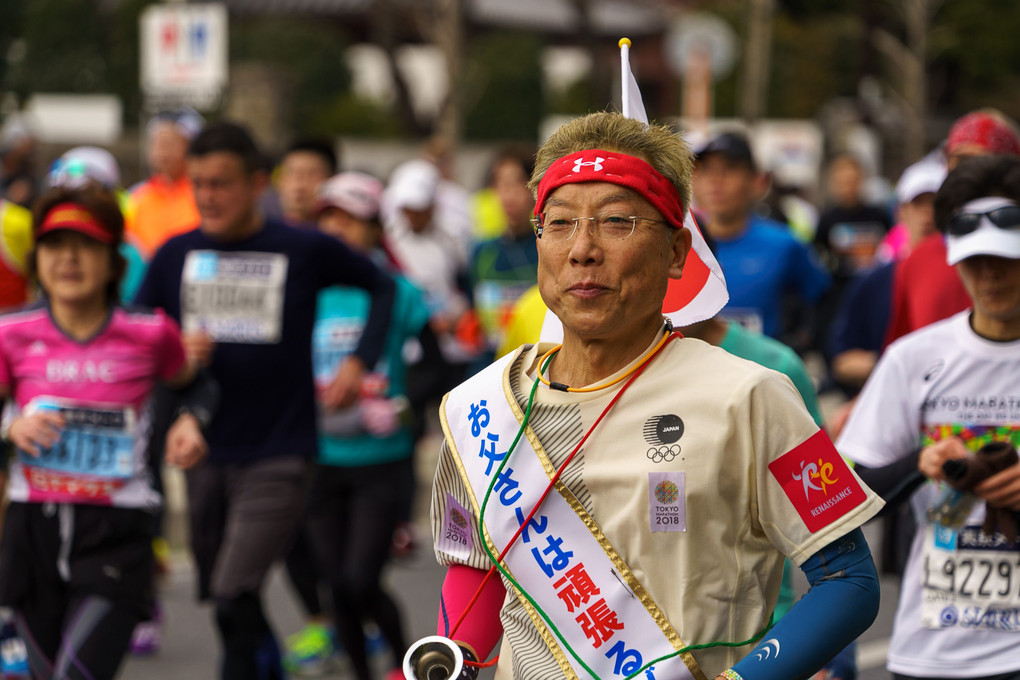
[921,524,1020,631]
[19,398,136,502]
[312,317,364,385]
[182,251,288,344]
[830,222,885,272]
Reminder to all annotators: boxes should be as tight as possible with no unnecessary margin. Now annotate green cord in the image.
[475,355,774,680]
[478,354,605,679]
[623,611,774,679]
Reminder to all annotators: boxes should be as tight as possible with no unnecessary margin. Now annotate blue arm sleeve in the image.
[729,528,878,680]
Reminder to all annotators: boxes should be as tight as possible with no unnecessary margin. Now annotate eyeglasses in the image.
[947,205,1020,236]
[530,213,664,242]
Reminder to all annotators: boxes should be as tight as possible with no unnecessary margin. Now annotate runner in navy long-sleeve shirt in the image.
[134,122,395,680]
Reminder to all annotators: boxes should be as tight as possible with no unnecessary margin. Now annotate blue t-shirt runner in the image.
[714,215,830,338]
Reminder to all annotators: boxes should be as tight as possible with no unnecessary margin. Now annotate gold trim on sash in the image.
[439,347,708,680]
[438,351,580,678]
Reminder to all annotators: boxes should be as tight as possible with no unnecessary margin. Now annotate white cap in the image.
[317,172,384,221]
[946,196,1020,265]
[47,146,121,190]
[896,158,946,204]
[147,107,205,141]
[388,159,440,211]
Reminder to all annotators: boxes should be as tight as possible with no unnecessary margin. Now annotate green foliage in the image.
[768,13,861,118]
[308,93,404,138]
[231,17,352,133]
[932,0,1020,119]
[462,31,544,141]
[107,0,157,123]
[0,2,26,92]
[694,0,862,119]
[548,76,599,117]
[1,0,156,123]
[6,0,110,97]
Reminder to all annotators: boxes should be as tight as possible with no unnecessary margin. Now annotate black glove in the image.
[943,441,1019,541]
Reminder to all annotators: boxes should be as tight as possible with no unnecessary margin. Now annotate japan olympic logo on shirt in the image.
[644,415,683,463]
[572,156,605,173]
[647,445,681,463]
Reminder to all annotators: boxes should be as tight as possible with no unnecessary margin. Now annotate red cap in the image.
[36,203,114,245]
[946,112,1020,158]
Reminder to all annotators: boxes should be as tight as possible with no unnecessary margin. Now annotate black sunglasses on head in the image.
[947,205,1020,236]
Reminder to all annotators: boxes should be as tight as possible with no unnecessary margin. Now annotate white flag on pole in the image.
[619,38,648,125]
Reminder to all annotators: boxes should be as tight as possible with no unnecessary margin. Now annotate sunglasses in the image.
[947,205,1020,236]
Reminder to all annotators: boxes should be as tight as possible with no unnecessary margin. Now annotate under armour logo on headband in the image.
[572,157,605,173]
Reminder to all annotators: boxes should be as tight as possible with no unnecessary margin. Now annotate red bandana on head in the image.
[535,149,728,335]
[535,150,687,229]
[947,112,1020,157]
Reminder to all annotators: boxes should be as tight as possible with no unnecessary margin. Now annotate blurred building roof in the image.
[221,0,667,35]
[471,0,664,34]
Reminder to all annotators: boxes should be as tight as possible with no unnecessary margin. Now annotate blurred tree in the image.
[1,0,155,124]
[5,0,110,98]
[230,17,353,136]
[462,31,544,141]
[108,0,155,123]
[549,76,599,117]
[0,3,26,98]
[308,93,405,138]
[930,0,1020,121]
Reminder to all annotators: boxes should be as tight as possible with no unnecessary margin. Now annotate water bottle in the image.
[927,458,978,528]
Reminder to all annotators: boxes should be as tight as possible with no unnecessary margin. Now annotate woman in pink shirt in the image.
[0,184,209,680]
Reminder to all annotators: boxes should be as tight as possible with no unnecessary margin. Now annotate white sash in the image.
[441,350,702,680]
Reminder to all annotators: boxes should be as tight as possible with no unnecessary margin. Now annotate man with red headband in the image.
[420,112,883,680]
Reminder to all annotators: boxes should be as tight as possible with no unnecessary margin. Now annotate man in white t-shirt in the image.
[838,154,1020,680]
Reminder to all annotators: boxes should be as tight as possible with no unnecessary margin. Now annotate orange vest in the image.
[126,176,200,258]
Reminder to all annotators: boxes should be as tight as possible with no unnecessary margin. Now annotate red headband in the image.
[534,150,686,228]
[37,203,114,245]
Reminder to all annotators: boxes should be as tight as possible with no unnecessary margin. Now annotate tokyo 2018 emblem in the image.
[654,480,679,505]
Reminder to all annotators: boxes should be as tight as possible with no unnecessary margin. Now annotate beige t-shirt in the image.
[432,333,883,679]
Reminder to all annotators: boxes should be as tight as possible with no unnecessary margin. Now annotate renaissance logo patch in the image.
[644,414,683,463]
[768,430,867,532]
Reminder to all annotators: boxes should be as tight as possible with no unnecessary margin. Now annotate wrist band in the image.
[721,670,744,680]
[458,644,479,680]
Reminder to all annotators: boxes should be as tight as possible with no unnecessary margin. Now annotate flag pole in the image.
[619,37,632,119]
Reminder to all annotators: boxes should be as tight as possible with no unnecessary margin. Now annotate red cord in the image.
[453,332,679,664]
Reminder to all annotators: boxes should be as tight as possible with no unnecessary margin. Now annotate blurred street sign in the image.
[665,13,737,81]
[140,3,228,111]
[666,13,738,129]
